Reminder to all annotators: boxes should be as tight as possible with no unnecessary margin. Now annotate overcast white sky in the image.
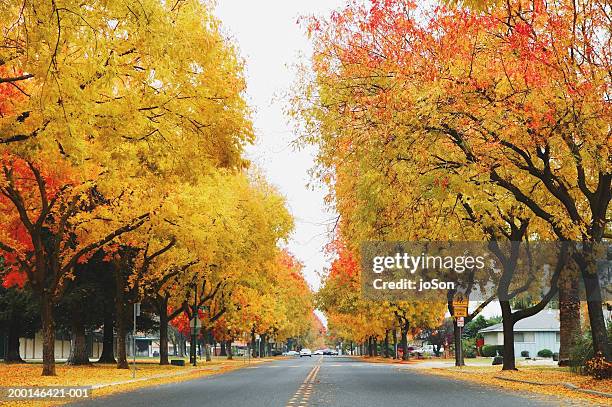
[213,1,506,320]
[214,1,346,293]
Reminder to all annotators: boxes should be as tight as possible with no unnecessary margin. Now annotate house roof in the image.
[479,309,560,333]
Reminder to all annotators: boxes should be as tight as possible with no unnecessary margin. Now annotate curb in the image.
[91,366,223,389]
[91,360,270,390]
[493,376,612,399]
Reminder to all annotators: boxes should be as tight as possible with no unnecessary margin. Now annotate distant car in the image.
[271,350,283,356]
[329,349,338,356]
[286,350,299,356]
[409,346,424,356]
[322,348,332,355]
[313,349,324,355]
[300,348,312,357]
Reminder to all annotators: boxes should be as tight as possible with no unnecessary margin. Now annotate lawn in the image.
[421,364,611,405]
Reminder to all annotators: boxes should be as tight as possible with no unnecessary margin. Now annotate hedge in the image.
[481,345,504,357]
[537,349,553,358]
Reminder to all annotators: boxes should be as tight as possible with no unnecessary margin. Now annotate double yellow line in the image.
[286,357,322,407]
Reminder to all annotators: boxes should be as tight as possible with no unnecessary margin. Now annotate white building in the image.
[479,309,560,357]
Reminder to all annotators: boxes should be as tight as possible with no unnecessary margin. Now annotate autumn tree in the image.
[0,0,253,376]
[296,0,610,365]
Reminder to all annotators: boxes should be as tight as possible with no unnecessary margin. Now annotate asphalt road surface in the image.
[69,356,581,407]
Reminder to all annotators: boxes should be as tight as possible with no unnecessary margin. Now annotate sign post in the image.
[452,296,468,368]
[190,283,198,367]
[189,318,201,366]
[132,303,140,378]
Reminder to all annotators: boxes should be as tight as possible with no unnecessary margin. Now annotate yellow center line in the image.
[285,359,322,407]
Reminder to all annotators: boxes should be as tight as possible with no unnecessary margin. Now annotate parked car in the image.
[300,348,312,357]
[313,349,324,355]
[329,349,338,356]
[408,346,424,357]
[287,350,299,356]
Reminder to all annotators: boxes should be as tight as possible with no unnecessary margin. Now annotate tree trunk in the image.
[261,334,267,358]
[586,296,610,360]
[558,274,580,366]
[205,344,211,362]
[5,314,25,363]
[98,309,116,363]
[373,337,378,357]
[220,340,227,356]
[392,329,397,359]
[66,309,90,365]
[500,301,517,370]
[400,323,409,361]
[159,304,169,365]
[251,329,257,358]
[115,272,129,369]
[179,336,185,357]
[383,330,390,358]
[41,295,56,376]
[581,266,610,361]
[226,340,233,360]
[205,343,211,362]
[171,337,177,356]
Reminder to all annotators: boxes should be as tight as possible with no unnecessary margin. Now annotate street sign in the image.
[189,318,201,329]
[452,297,468,308]
[457,317,465,327]
[453,306,467,317]
[134,303,141,317]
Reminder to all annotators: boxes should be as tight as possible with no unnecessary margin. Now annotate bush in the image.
[520,350,529,358]
[462,338,476,358]
[569,333,594,375]
[584,352,612,380]
[537,349,553,358]
[481,345,504,357]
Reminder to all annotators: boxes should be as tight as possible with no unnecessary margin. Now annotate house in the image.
[10,332,104,360]
[0,331,152,361]
[479,309,560,357]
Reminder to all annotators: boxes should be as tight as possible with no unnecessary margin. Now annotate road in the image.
[70,357,572,407]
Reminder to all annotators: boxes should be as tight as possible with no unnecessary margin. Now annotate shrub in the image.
[520,350,529,358]
[584,352,612,380]
[481,345,504,357]
[537,349,553,358]
[569,333,594,375]
[462,338,476,358]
